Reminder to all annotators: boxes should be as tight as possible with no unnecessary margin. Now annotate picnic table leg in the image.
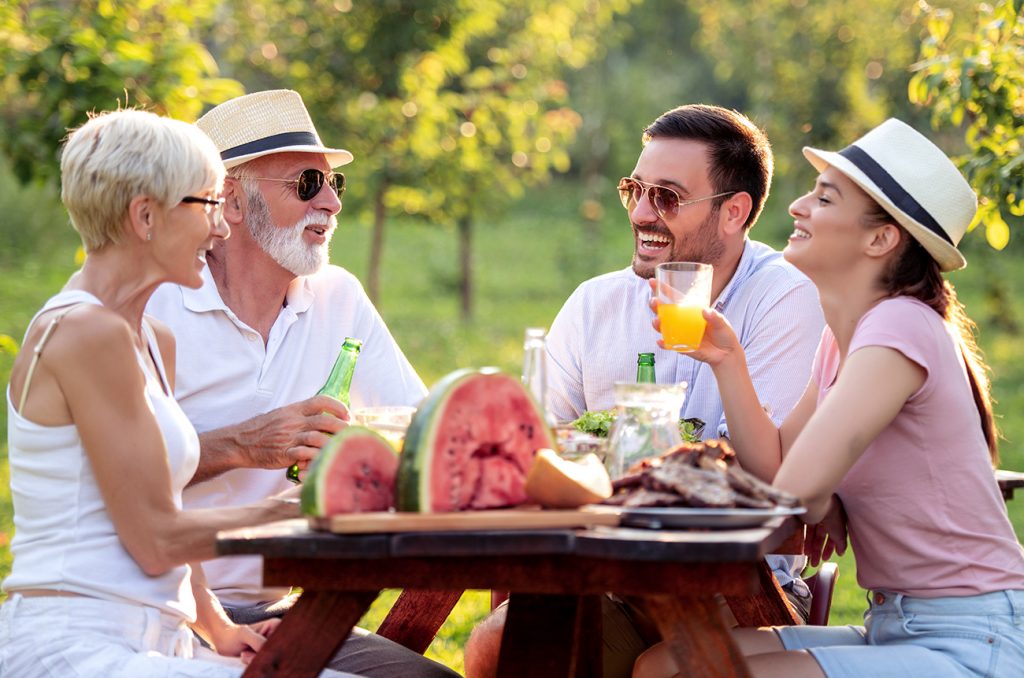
[242,589,378,678]
[497,592,579,678]
[571,594,603,678]
[724,559,802,627]
[644,594,752,678]
[375,589,463,654]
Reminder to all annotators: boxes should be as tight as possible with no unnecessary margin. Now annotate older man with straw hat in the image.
[147,90,453,677]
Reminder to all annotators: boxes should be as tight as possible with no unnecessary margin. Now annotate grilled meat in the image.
[726,465,800,507]
[601,439,801,510]
[645,463,735,508]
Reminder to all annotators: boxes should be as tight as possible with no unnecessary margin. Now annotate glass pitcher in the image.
[606,382,688,479]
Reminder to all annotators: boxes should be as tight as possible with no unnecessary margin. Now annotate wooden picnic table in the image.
[217,515,798,678]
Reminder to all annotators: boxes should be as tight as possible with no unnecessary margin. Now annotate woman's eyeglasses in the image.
[252,169,346,202]
[617,177,735,220]
[181,196,225,224]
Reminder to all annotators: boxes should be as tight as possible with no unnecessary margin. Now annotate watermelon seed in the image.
[471,443,502,458]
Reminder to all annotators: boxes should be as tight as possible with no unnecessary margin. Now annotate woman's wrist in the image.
[709,346,747,380]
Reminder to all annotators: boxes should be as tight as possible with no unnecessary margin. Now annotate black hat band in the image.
[221,131,320,162]
[838,144,953,246]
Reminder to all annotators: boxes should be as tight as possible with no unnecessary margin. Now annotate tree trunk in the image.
[368,179,389,304]
[458,212,473,321]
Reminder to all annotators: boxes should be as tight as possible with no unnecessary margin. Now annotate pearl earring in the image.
[146,231,152,242]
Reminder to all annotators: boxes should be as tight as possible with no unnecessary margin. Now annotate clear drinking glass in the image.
[606,382,688,479]
[655,262,713,352]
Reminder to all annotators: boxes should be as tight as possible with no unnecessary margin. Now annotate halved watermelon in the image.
[300,426,399,516]
[396,367,554,512]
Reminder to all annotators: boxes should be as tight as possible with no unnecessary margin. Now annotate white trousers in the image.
[0,594,359,677]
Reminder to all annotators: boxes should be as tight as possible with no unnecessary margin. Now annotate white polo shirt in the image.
[147,264,427,606]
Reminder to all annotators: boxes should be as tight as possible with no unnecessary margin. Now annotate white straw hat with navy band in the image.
[196,90,353,170]
[802,118,976,272]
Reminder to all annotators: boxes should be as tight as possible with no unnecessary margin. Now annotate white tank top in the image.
[2,291,200,621]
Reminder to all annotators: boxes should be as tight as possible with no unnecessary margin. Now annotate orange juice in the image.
[658,304,706,352]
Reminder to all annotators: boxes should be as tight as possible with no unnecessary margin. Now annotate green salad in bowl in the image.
[571,409,705,443]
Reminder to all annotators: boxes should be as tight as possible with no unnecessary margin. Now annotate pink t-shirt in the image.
[812,296,1024,597]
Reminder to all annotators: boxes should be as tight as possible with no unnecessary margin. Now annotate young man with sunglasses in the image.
[146,90,455,677]
[464,105,824,678]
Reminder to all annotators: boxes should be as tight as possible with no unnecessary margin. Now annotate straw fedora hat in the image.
[197,90,353,170]
[802,118,975,271]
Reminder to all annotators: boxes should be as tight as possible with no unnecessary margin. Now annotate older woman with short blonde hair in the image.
[0,109,358,677]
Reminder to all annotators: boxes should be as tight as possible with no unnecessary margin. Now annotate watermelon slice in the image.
[397,367,554,512]
[300,426,399,516]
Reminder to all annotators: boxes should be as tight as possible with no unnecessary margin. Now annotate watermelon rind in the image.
[300,425,396,516]
[396,367,554,512]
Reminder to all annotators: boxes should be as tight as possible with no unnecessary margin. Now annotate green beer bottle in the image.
[286,337,363,484]
[636,352,656,383]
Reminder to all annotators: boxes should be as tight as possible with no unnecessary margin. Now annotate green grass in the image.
[1,178,1022,672]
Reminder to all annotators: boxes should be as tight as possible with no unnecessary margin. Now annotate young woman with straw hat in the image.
[636,119,1024,677]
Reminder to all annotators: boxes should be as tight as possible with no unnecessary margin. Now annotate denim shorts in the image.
[776,589,1024,678]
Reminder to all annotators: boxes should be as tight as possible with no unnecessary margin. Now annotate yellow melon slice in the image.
[524,448,613,509]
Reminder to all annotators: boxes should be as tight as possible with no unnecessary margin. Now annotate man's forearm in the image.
[190,426,246,485]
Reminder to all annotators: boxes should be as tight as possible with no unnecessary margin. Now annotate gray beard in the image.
[245,189,334,277]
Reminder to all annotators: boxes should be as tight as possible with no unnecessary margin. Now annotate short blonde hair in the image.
[60,109,225,251]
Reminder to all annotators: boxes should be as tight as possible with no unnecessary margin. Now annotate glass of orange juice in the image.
[655,262,713,352]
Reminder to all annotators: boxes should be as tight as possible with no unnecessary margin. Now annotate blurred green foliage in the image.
[683,0,977,174]
[0,0,242,184]
[910,0,1024,251]
[208,0,636,313]
[2,0,1019,312]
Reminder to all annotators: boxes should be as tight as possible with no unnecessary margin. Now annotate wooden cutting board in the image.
[309,507,620,533]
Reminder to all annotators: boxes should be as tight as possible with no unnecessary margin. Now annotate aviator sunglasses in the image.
[251,168,346,202]
[618,177,735,220]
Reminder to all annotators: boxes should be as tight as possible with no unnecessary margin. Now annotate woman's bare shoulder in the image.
[34,304,138,369]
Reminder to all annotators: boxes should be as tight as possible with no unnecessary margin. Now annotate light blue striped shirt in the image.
[547,239,824,437]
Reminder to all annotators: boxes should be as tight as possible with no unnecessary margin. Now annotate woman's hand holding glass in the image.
[647,278,741,367]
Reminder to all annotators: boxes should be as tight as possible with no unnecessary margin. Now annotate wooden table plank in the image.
[645,594,752,678]
[571,594,604,678]
[221,517,795,564]
[375,589,463,654]
[724,559,803,627]
[241,589,377,678]
[498,593,580,678]
[262,555,761,598]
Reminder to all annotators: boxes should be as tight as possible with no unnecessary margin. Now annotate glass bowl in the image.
[552,423,609,462]
[350,406,417,450]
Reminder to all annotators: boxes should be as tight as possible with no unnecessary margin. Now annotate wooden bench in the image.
[997,469,1024,502]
